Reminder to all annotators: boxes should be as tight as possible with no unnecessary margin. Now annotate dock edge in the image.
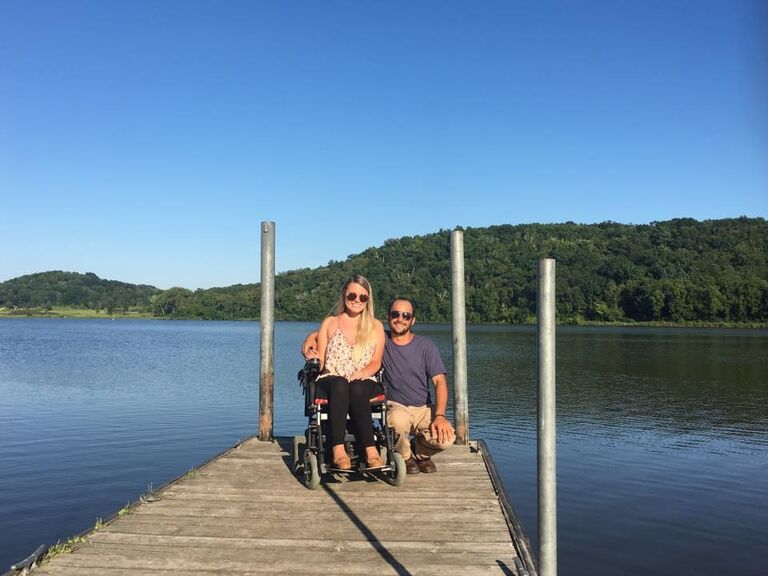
[476,438,539,576]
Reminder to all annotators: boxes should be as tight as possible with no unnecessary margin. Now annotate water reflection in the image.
[415,324,768,576]
[415,325,768,450]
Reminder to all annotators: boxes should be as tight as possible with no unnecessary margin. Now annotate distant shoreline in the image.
[1,307,765,329]
[0,307,154,320]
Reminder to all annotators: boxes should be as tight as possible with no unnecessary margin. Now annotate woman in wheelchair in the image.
[314,275,386,470]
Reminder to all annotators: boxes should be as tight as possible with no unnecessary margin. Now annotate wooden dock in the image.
[28,437,536,576]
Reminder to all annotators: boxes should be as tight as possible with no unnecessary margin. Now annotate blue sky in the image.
[1,1,765,289]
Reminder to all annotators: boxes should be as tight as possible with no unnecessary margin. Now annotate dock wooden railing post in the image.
[259,221,275,441]
[451,229,469,444]
[537,258,557,576]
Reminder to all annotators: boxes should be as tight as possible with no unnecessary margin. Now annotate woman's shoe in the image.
[365,455,384,469]
[332,453,352,470]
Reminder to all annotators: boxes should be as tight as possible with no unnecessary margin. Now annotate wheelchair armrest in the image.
[298,358,321,386]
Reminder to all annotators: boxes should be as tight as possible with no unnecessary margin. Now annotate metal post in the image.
[537,258,557,576]
[451,230,468,444]
[259,221,275,441]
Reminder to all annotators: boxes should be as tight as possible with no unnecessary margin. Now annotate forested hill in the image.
[2,217,767,324]
[270,217,768,324]
[0,271,161,314]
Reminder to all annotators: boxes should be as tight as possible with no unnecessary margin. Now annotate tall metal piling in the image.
[537,258,557,576]
[259,221,275,441]
[451,229,469,444]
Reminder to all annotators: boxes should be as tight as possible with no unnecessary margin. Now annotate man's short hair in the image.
[388,297,416,315]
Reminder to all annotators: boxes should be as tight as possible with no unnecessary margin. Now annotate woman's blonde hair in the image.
[332,274,376,358]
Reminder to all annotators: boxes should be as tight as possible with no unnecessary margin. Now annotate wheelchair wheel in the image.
[385,452,406,486]
[302,450,321,490]
[292,435,306,473]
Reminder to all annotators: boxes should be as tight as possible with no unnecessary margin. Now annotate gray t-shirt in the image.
[382,333,446,406]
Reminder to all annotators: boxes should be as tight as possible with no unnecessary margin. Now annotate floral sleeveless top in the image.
[318,328,375,381]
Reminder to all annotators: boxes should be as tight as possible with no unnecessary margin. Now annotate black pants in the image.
[317,376,377,449]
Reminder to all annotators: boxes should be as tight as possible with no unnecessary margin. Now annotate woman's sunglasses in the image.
[389,311,413,320]
[346,292,369,303]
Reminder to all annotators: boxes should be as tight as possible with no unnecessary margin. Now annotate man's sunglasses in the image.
[389,311,413,320]
[346,292,369,303]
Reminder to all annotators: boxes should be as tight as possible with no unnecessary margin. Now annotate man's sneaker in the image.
[416,457,437,473]
[404,456,420,474]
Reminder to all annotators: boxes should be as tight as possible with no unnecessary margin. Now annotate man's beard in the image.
[390,323,411,336]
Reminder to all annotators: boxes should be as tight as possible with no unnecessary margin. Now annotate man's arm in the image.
[301,331,320,359]
[430,373,455,443]
[316,319,334,371]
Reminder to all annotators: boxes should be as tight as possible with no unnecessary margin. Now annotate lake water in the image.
[0,319,766,575]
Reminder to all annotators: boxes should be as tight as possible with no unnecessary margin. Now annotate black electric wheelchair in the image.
[292,358,406,489]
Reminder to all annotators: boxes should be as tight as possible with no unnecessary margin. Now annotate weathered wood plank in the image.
[162,484,501,500]
[69,544,520,565]
[114,510,506,530]
[101,517,512,540]
[131,498,504,514]
[156,489,504,505]
[127,507,507,525]
[36,563,519,576]
[183,474,498,493]
[87,531,518,554]
[41,552,521,574]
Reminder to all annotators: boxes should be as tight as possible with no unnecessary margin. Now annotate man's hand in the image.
[430,374,453,444]
[430,414,454,445]
[302,332,320,360]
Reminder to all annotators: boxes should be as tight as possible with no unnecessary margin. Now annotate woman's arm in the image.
[350,320,386,380]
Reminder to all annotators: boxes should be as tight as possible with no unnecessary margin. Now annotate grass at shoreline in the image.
[0,307,154,319]
[1,307,765,328]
